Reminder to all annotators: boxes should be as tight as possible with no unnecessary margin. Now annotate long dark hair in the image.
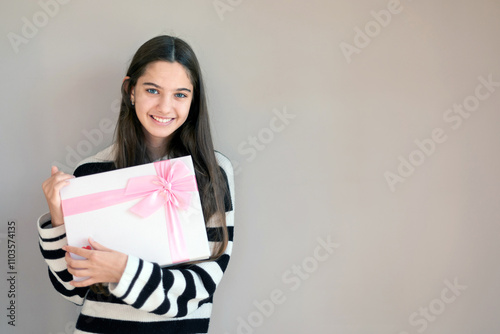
[115,35,228,259]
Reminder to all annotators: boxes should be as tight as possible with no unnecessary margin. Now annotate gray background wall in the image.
[1,1,499,333]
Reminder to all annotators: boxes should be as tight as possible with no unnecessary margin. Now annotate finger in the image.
[70,277,96,288]
[51,166,59,176]
[52,173,75,184]
[51,178,73,195]
[67,263,86,276]
[65,252,89,269]
[63,245,91,259]
[88,238,110,252]
[43,173,74,195]
[67,265,90,278]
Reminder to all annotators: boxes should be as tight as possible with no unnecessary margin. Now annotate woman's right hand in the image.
[42,166,74,227]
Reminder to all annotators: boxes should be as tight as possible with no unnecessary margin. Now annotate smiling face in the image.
[130,60,194,155]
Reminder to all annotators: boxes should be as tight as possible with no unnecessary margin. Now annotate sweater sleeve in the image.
[107,153,235,318]
[37,213,88,305]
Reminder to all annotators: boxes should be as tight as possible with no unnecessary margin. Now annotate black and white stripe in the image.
[38,149,235,334]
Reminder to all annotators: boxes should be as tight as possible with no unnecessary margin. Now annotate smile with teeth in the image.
[151,115,174,123]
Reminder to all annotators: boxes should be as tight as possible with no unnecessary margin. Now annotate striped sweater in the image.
[38,146,235,333]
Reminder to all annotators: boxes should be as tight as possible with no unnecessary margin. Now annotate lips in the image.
[151,115,174,124]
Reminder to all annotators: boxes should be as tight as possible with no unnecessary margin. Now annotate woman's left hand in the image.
[63,238,128,287]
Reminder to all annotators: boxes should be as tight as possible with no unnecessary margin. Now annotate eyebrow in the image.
[142,82,192,93]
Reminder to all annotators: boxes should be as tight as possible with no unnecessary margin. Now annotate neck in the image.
[146,137,169,161]
[148,147,166,161]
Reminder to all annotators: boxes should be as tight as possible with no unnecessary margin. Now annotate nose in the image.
[157,94,173,114]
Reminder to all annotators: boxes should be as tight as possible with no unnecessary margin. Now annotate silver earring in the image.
[131,100,135,106]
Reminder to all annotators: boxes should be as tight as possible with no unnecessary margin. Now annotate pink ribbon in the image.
[61,159,198,264]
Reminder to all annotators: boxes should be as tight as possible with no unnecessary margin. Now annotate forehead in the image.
[140,61,193,88]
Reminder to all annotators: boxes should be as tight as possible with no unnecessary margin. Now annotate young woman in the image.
[38,35,234,334]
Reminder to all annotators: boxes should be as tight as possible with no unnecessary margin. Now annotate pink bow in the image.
[124,160,197,263]
[126,160,197,218]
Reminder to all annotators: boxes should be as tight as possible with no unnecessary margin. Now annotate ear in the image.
[123,76,134,100]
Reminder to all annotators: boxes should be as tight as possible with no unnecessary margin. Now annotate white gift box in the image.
[60,156,210,280]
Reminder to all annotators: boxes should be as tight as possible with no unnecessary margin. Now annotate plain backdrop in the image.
[1,1,500,333]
